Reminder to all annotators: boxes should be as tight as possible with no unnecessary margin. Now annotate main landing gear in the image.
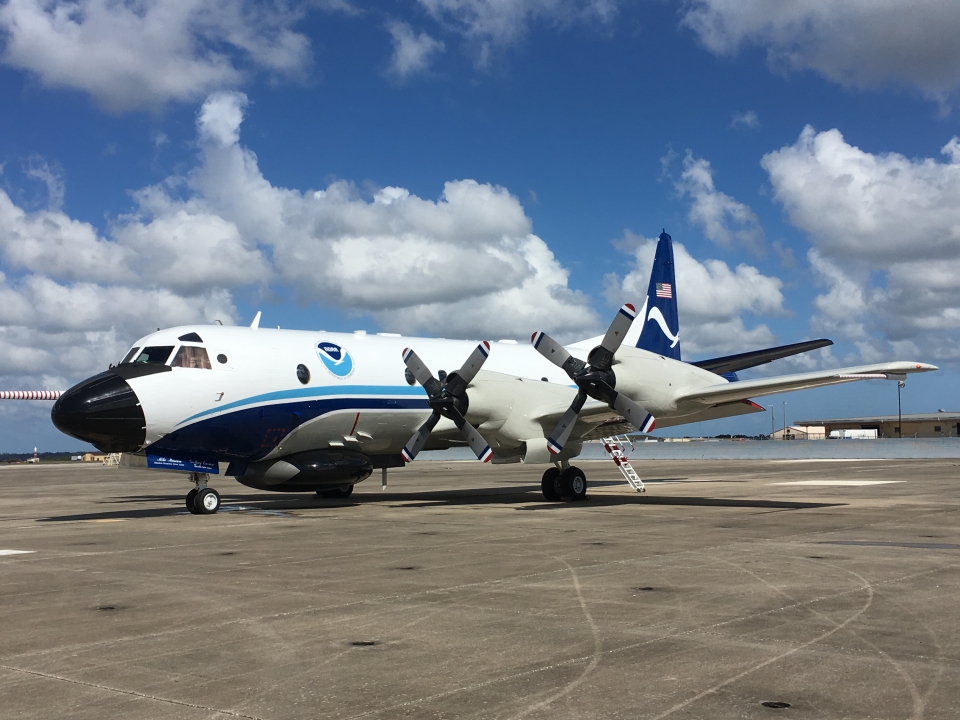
[185,473,220,515]
[541,463,587,502]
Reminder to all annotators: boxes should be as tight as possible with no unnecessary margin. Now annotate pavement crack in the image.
[0,664,264,719]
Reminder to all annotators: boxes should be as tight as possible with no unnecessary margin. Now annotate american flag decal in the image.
[655,282,672,299]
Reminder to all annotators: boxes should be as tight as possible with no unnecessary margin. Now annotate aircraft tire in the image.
[541,467,562,501]
[195,488,221,514]
[186,488,200,514]
[561,466,587,502]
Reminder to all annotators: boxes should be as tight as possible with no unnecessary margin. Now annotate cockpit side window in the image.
[133,346,175,364]
[120,347,141,365]
[170,345,212,369]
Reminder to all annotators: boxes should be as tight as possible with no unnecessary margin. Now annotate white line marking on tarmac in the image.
[770,480,905,486]
[772,459,890,463]
[0,549,35,556]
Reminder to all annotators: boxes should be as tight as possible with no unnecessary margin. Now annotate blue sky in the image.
[1,0,958,450]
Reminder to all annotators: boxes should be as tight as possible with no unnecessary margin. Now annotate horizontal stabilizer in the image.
[676,361,937,406]
[692,339,833,375]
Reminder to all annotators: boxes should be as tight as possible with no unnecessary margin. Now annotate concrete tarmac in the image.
[1,458,958,719]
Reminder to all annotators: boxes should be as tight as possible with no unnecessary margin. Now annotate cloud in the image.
[730,110,760,129]
[185,91,599,336]
[386,21,445,80]
[416,0,617,64]
[676,151,765,253]
[763,126,960,363]
[0,0,315,111]
[23,156,65,211]
[682,0,960,100]
[604,231,785,355]
[0,91,599,397]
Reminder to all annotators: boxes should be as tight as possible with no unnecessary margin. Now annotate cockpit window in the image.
[178,332,203,342]
[170,346,212,369]
[133,346,175,364]
[120,347,140,365]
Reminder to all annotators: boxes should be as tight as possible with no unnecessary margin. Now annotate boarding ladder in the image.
[602,436,644,493]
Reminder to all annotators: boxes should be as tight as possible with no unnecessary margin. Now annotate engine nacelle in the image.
[237,450,373,492]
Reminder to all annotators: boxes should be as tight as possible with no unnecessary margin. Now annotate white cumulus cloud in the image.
[763,126,960,363]
[0,90,599,399]
[604,231,785,355]
[682,0,960,100]
[0,0,315,111]
[676,151,765,253]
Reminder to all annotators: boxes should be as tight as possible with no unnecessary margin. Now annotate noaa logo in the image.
[316,341,354,378]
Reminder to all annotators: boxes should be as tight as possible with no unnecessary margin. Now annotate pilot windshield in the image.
[170,346,212,369]
[119,347,140,364]
[132,346,175,364]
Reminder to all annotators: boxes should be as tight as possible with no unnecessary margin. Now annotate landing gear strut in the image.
[541,464,587,502]
[185,473,220,514]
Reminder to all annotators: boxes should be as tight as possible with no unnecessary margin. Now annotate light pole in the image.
[897,380,904,438]
[783,401,787,438]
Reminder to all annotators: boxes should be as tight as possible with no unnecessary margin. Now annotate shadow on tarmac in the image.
[35,485,842,521]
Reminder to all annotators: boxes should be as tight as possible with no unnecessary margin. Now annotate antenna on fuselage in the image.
[250,311,262,329]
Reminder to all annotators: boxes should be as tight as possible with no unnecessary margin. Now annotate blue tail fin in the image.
[636,230,681,360]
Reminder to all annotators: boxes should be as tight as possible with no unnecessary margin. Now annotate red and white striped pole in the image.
[0,391,62,400]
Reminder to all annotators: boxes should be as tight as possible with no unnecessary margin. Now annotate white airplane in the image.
[49,232,936,514]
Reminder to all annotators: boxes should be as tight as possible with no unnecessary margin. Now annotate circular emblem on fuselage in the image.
[317,341,354,378]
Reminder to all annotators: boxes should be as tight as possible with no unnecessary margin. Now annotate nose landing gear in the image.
[540,463,587,502]
[185,473,221,514]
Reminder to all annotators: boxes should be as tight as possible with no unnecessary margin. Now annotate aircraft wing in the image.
[675,361,937,406]
[691,339,833,375]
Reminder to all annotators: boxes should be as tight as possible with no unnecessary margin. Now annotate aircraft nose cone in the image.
[51,372,146,452]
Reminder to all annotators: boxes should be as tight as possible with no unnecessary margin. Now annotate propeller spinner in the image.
[400,342,494,463]
[532,303,655,454]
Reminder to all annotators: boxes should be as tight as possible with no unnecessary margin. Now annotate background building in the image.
[770,426,826,440]
[794,413,960,438]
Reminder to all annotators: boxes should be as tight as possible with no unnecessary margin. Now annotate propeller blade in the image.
[402,347,441,396]
[531,331,586,379]
[600,303,637,355]
[587,303,637,371]
[546,389,587,454]
[444,341,492,395]
[401,410,441,462]
[458,341,491,384]
[531,331,570,366]
[447,408,493,462]
[611,392,655,433]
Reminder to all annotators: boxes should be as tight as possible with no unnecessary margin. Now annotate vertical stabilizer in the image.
[635,230,681,360]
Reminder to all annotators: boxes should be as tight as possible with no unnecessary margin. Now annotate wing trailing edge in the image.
[675,361,938,406]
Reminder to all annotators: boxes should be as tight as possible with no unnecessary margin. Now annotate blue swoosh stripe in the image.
[179,384,426,426]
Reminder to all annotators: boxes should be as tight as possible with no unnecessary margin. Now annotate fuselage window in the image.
[171,346,212,369]
[133,346,175,364]
[120,347,141,365]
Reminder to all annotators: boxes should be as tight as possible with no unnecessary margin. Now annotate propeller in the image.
[531,303,655,454]
[400,342,494,463]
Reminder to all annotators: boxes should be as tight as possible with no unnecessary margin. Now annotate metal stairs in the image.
[602,436,645,493]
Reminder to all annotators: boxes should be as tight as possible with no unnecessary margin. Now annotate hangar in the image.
[794,412,960,438]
